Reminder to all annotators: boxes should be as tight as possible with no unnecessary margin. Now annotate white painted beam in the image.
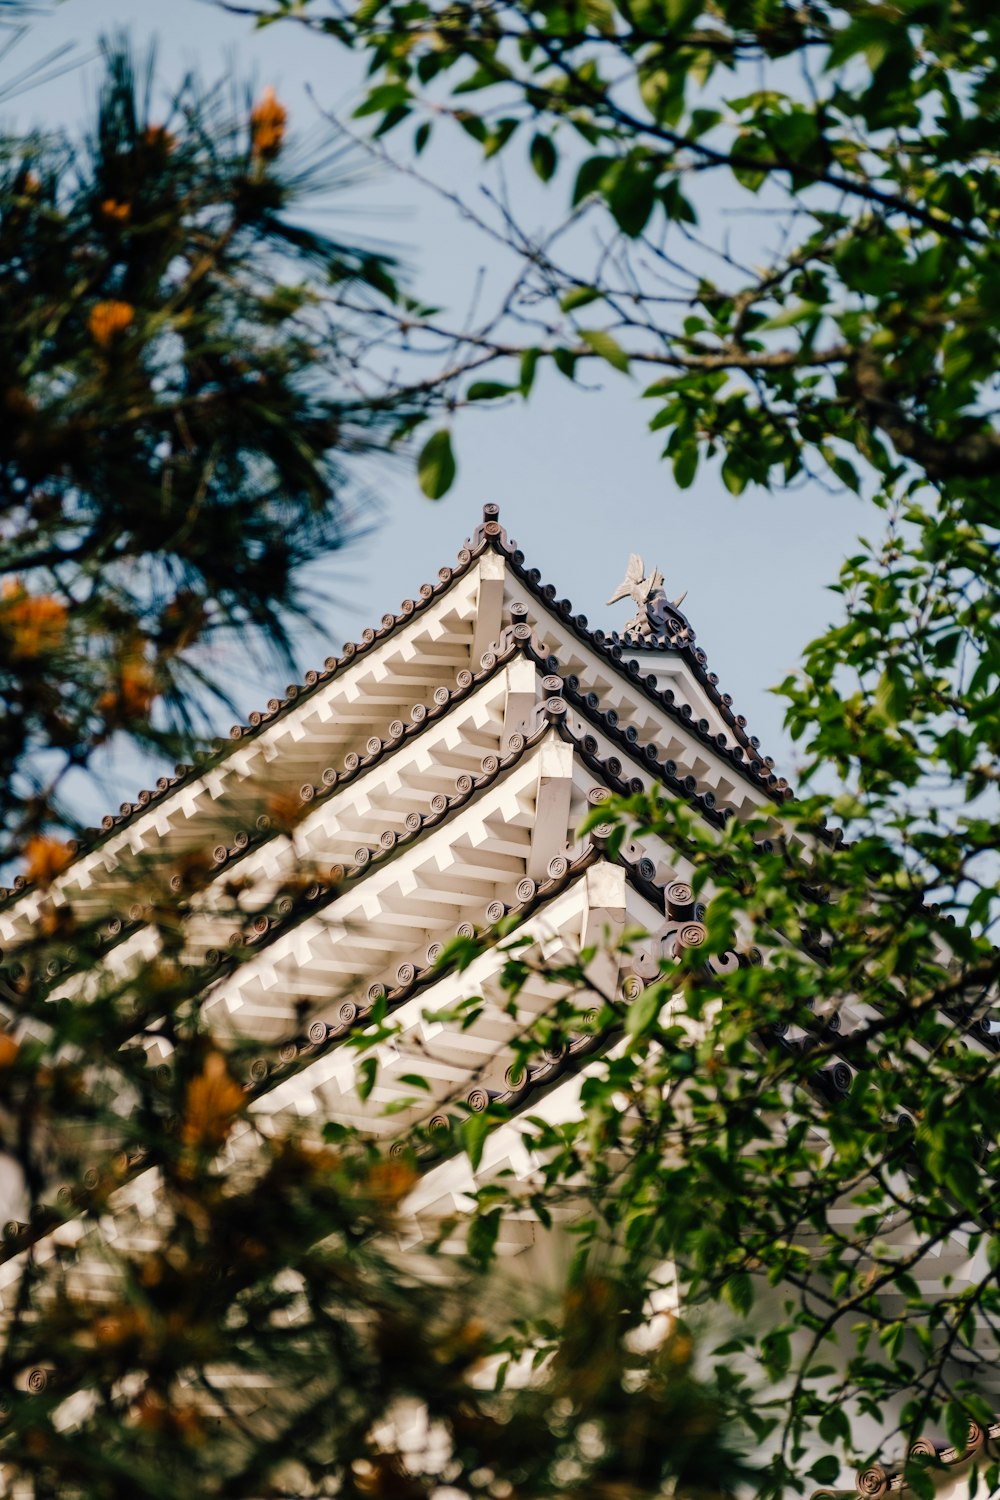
[527,735,574,881]
[471,552,507,668]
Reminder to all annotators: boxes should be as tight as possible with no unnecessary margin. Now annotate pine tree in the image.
[0,40,404,854]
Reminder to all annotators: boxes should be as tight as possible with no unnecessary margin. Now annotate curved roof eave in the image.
[1,504,782,909]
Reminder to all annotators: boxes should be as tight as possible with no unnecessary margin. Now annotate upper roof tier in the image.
[0,504,788,916]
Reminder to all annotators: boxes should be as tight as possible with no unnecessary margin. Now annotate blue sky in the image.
[8,0,871,801]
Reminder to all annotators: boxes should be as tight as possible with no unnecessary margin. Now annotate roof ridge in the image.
[475,502,774,771]
[495,616,788,803]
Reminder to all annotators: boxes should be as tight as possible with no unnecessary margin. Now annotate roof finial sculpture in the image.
[606,554,688,643]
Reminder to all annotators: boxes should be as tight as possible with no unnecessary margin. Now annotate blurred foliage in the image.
[0,33,750,1500]
[0,38,418,853]
[0,981,751,1498]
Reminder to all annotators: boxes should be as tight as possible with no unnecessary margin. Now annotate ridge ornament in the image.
[606,553,688,643]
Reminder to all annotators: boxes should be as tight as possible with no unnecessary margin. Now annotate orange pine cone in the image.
[181,1051,246,1150]
[23,835,74,889]
[251,86,288,160]
[0,579,67,659]
[265,790,302,832]
[142,124,176,153]
[97,657,157,722]
[89,299,134,347]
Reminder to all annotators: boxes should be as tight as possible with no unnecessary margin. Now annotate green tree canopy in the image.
[234,0,1000,509]
[218,0,1000,1483]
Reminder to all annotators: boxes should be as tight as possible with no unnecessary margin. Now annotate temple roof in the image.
[3,500,999,1456]
[0,504,785,910]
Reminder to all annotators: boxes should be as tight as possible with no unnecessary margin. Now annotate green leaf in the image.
[906,1466,935,1500]
[818,1406,850,1444]
[417,429,457,499]
[721,458,748,495]
[373,104,411,139]
[875,664,908,724]
[945,1400,971,1454]
[553,347,577,379]
[382,1095,419,1114]
[829,454,860,493]
[660,178,697,223]
[625,984,662,1037]
[579,327,630,372]
[483,117,518,159]
[582,0,616,33]
[607,159,657,237]
[530,133,557,182]
[520,346,541,394]
[466,1207,501,1267]
[763,1328,791,1375]
[572,154,612,206]
[725,1271,754,1316]
[353,83,410,119]
[639,66,686,127]
[356,1056,378,1101]
[560,285,601,313]
[456,112,488,145]
[673,444,698,488]
[758,301,823,330]
[463,1111,492,1170]
[732,162,767,193]
[466,381,516,401]
[665,0,703,27]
